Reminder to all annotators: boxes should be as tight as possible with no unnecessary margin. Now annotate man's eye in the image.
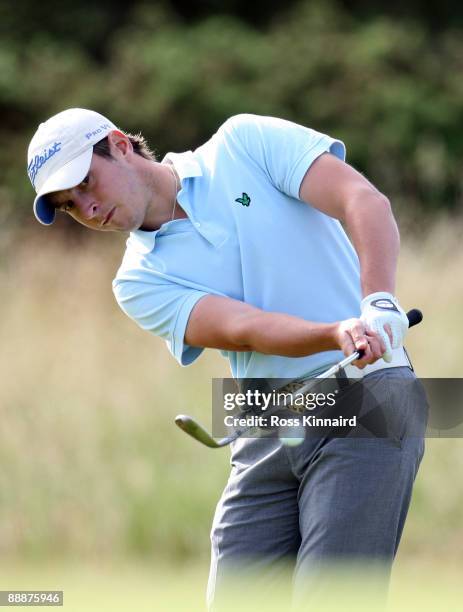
[81,174,90,186]
[60,201,74,212]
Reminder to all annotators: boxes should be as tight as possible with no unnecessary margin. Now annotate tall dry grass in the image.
[0,218,462,563]
[397,216,463,377]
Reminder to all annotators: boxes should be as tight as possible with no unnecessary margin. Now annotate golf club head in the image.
[175,414,224,448]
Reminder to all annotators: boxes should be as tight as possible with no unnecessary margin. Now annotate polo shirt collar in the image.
[127,151,203,255]
[162,151,202,180]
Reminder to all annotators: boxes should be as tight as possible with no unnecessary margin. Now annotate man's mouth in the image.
[102,207,116,226]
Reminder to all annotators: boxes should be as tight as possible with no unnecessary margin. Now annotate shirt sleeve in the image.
[220,114,346,200]
[112,272,208,366]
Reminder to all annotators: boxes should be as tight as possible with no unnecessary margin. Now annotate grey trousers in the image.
[207,368,426,610]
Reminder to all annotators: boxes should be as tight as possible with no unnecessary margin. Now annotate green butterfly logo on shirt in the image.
[235,192,251,207]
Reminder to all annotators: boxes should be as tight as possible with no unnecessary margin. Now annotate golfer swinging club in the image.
[27,109,426,608]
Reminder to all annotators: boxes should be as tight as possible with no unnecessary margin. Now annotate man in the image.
[27,108,425,609]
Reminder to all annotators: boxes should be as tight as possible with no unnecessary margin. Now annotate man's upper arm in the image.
[113,268,261,360]
[299,153,387,220]
[185,294,260,351]
[112,274,209,366]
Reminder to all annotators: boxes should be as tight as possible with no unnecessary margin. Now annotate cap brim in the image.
[33,148,93,225]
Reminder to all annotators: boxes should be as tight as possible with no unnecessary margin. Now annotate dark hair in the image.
[93,133,157,161]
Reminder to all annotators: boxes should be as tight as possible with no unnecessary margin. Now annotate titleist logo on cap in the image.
[27,142,62,188]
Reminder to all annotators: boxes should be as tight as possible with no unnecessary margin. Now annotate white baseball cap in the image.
[27,108,118,225]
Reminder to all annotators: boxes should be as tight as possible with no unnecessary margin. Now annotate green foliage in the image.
[1,0,462,229]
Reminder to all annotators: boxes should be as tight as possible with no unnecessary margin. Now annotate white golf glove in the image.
[360,292,409,363]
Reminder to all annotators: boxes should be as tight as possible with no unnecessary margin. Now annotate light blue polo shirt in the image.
[112,114,361,379]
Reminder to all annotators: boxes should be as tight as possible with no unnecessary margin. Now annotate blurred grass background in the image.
[1,0,462,609]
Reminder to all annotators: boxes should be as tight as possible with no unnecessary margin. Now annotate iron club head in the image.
[175,414,233,448]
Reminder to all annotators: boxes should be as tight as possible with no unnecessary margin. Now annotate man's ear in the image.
[107,130,133,157]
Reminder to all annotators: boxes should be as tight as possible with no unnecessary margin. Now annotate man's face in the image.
[46,134,150,232]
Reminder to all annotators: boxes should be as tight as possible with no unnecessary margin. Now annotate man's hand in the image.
[334,318,386,369]
[360,292,409,363]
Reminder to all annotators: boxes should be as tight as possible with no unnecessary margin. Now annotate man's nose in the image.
[73,192,99,220]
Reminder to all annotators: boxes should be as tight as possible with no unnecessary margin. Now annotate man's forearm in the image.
[236,310,339,357]
[185,294,382,367]
[344,191,400,296]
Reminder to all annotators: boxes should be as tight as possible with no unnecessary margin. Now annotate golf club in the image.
[175,308,423,448]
